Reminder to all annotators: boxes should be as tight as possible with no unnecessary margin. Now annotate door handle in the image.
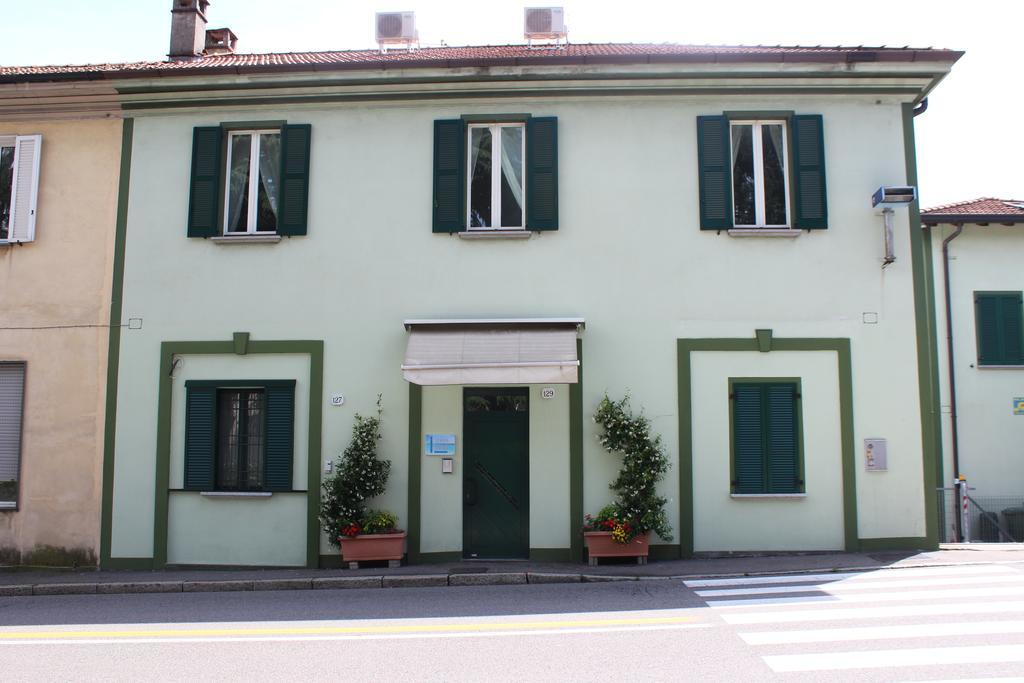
[464,477,478,506]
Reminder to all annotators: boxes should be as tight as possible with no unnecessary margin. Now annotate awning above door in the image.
[402,318,584,386]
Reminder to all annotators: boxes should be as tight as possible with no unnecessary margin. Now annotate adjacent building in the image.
[922,198,1024,542]
[0,74,124,565]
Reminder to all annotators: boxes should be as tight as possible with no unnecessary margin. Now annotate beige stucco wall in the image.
[0,118,121,564]
[931,224,1024,512]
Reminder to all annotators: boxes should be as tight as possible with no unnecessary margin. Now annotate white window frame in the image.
[730,120,791,228]
[0,134,42,244]
[222,129,279,235]
[466,122,526,231]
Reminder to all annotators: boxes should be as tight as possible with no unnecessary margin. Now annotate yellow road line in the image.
[0,615,699,640]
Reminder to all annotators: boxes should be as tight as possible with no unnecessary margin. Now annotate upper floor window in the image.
[468,123,525,229]
[187,124,310,239]
[975,291,1024,366]
[0,135,41,244]
[224,131,281,234]
[730,121,790,228]
[433,116,558,234]
[697,114,827,231]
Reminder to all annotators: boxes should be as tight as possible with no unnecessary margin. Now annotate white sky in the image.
[2,0,1021,207]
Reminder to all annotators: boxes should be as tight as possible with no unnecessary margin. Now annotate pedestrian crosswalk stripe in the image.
[722,599,1024,624]
[708,584,1024,608]
[683,564,1014,588]
[740,619,1024,645]
[696,573,1024,597]
[764,644,1024,672]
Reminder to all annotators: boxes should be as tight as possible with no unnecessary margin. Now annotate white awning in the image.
[402,319,583,386]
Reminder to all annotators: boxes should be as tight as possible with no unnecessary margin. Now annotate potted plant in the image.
[319,396,406,569]
[584,394,672,566]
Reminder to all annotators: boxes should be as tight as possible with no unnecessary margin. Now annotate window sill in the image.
[977,364,1024,370]
[210,234,282,245]
[457,230,532,241]
[199,491,273,498]
[0,501,17,510]
[730,493,807,499]
[727,229,800,238]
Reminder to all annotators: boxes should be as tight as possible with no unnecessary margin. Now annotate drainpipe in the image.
[913,98,929,117]
[942,223,964,539]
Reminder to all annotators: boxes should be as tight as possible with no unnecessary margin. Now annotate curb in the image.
[4,558,1023,598]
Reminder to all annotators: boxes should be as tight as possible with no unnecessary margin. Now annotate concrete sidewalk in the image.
[2,545,1022,597]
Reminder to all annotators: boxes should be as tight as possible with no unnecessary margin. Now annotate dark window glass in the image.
[216,389,265,490]
[226,135,251,233]
[255,133,280,232]
[731,125,755,226]
[762,124,787,225]
[499,126,524,228]
[0,146,14,240]
[469,127,492,228]
[465,392,528,412]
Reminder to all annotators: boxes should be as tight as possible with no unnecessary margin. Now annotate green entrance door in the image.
[463,388,529,559]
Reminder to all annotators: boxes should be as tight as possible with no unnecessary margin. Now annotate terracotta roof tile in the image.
[921,198,1024,224]
[0,42,963,81]
[922,198,1024,216]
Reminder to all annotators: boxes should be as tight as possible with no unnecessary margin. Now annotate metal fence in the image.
[937,488,1024,543]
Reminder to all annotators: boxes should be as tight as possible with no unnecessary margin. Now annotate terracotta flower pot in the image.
[583,530,650,566]
[339,531,407,569]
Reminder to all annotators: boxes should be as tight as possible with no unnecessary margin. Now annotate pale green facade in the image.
[101,53,958,567]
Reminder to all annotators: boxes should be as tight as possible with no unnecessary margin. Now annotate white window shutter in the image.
[9,135,41,243]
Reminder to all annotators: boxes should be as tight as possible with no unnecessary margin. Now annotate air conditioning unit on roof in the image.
[376,11,417,51]
[524,7,567,46]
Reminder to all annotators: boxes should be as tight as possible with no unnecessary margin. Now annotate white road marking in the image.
[697,573,1024,597]
[741,620,1024,644]
[683,564,1016,588]
[723,600,1024,624]
[765,645,1024,672]
[708,585,1024,608]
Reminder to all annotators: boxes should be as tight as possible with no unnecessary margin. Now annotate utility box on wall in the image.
[865,438,888,471]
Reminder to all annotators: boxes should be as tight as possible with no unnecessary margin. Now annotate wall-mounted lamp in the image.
[871,186,917,267]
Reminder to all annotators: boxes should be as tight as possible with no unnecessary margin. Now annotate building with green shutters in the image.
[4,3,964,568]
[922,199,1024,542]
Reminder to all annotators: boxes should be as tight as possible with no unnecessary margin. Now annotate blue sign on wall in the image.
[1015,398,1024,416]
[425,433,456,456]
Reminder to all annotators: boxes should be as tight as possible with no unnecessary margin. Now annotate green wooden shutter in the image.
[526,116,558,230]
[790,115,828,229]
[432,119,466,233]
[1001,293,1024,364]
[976,292,1024,365]
[732,384,764,494]
[277,124,311,236]
[697,116,733,230]
[263,381,295,491]
[765,384,801,493]
[187,127,223,237]
[183,384,216,490]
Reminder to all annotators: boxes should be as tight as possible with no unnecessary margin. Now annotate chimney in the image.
[204,28,238,55]
[169,0,210,60]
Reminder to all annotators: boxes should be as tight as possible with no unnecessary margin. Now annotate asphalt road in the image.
[3,563,1024,681]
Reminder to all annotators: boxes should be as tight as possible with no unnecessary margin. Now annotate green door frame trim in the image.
[902,102,943,549]
[99,117,134,568]
[152,337,324,568]
[676,335,858,556]
[405,338,584,564]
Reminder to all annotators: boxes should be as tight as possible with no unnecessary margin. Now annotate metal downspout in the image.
[942,223,964,539]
